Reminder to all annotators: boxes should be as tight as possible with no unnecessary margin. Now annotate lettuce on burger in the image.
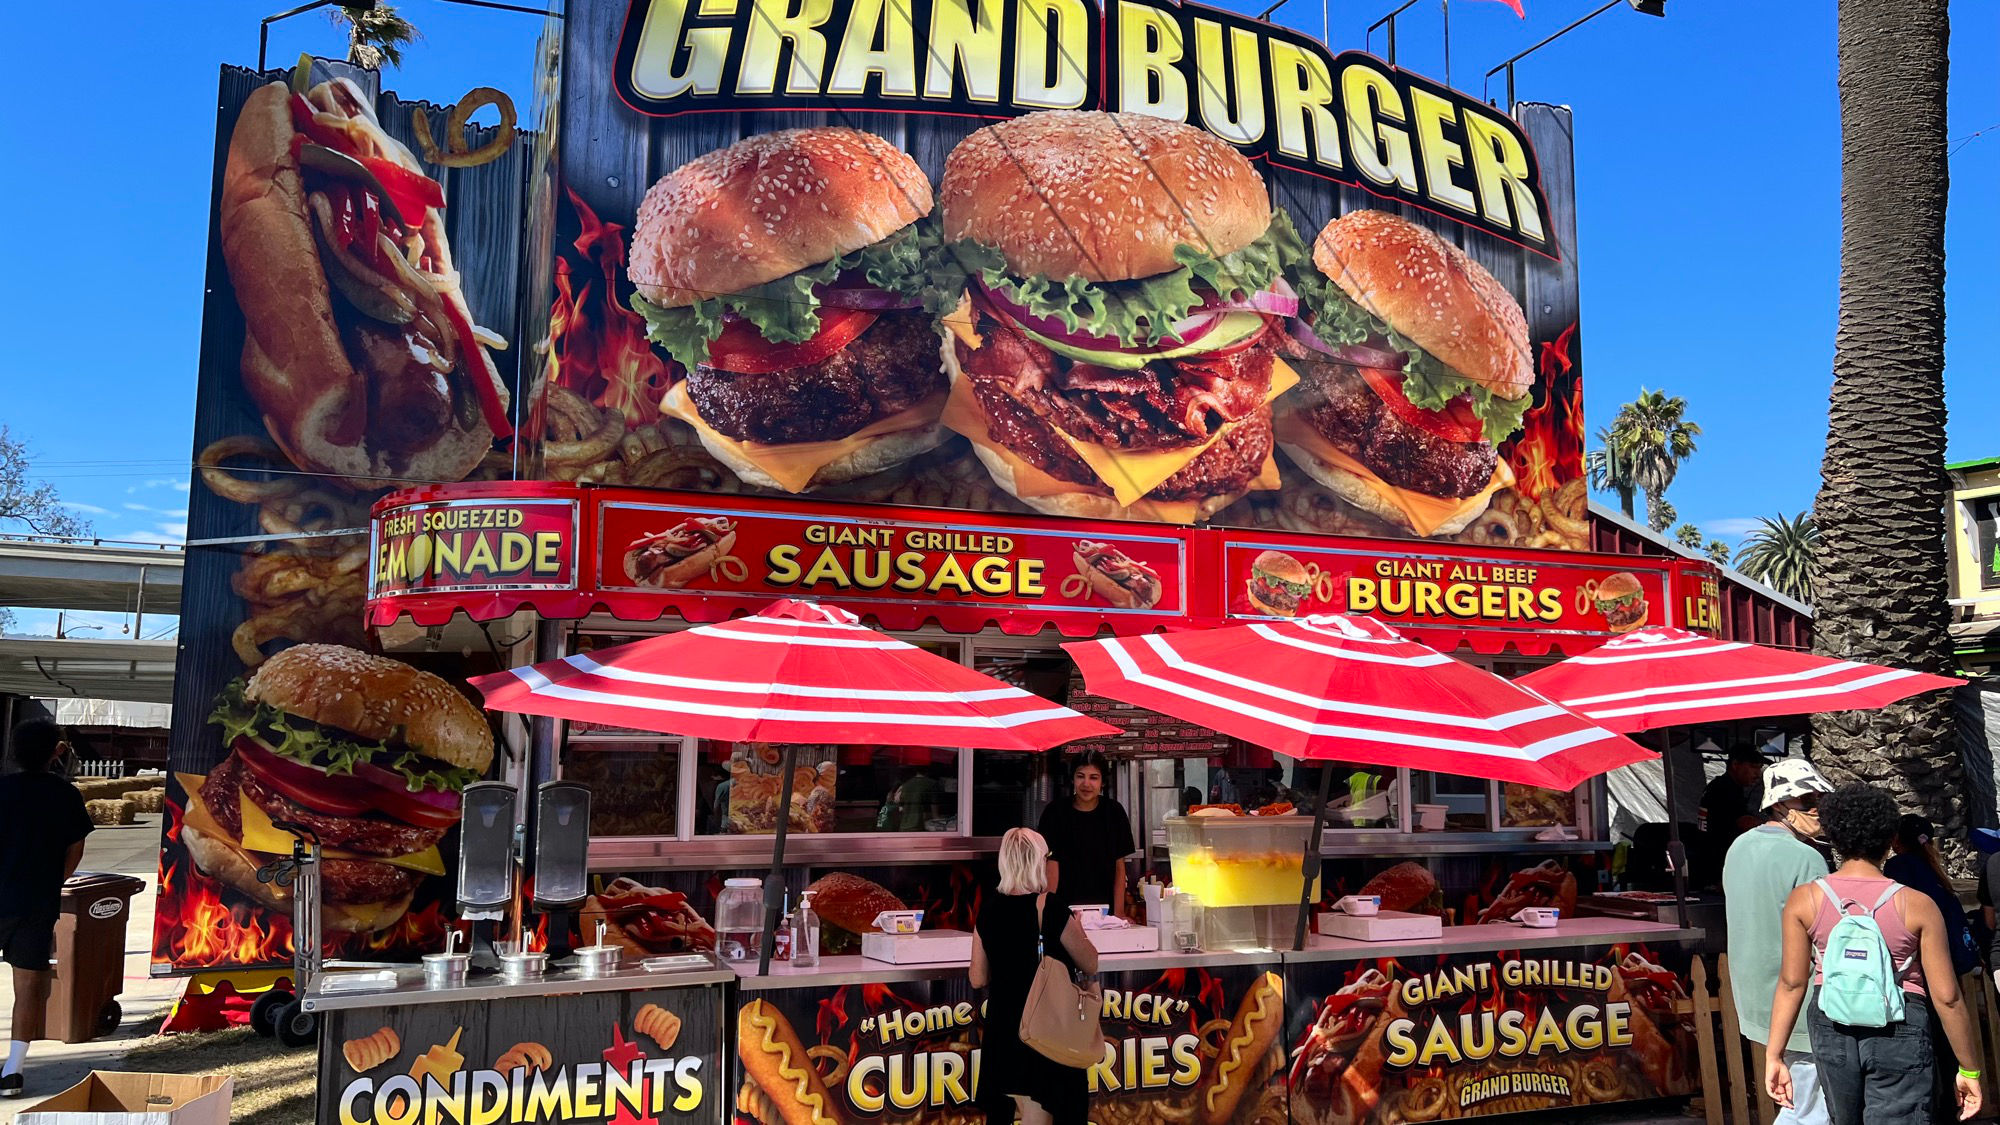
[1280,210,1533,537]
[181,645,492,934]
[930,111,1306,524]
[628,128,944,493]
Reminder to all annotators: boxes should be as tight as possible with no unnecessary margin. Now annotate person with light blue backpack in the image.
[1766,784,1984,1123]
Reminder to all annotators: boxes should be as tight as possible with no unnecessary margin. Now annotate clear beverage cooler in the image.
[1164,815,1320,907]
[715,878,763,962]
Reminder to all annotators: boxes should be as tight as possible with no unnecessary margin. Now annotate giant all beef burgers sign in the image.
[165,0,1590,971]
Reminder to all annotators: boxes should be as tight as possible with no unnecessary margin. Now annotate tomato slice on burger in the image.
[1358,367,1484,444]
[704,307,877,375]
[233,738,462,830]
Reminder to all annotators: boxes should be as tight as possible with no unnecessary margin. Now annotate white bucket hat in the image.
[1761,758,1834,810]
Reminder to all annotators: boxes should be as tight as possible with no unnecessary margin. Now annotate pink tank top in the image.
[1809,876,1925,997]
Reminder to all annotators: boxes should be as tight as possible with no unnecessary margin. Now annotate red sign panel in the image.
[596,500,1187,621]
[370,497,580,597]
[1222,535,1675,642]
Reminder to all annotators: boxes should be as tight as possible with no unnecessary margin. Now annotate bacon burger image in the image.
[220,79,512,486]
[1593,572,1649,633]
[935,111,1303,524]
[181,645,492,933]
[1280,210,1532,537]
[1246,550,1311,617]
[628,128,945,493]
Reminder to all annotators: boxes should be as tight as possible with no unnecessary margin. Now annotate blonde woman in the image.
[971,827,1099,1125]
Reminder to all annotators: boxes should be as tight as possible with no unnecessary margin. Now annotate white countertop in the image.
[730,918,1700,990]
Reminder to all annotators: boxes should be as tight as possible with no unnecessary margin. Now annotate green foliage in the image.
[1674,523,1702,549]
[330,3,420,70]
[1735,511,1818,603]
[1705,539,1733,567]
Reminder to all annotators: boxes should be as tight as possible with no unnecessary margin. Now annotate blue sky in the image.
[2,0,1996,634]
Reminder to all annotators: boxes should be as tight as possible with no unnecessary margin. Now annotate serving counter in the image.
[723,919,1702,1125]
[304,959,733,1125]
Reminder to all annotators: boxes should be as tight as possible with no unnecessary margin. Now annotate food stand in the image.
[364,481,1715,1123]
[161,0,1724,1118]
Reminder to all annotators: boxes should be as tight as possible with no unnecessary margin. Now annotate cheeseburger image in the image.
[1279,210,1532,537]
[219,78,511,486]
[1594,572,1648,633]
[628,128,945,493]
[1246,550,1311,616]
[185,645,493,933]
[935,111,1303,524]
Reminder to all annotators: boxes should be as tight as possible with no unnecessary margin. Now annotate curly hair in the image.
[1819,784,1900,863]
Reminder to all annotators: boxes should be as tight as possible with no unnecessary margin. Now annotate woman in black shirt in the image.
[971,827,1099,1125]
[1037,751,1136,918]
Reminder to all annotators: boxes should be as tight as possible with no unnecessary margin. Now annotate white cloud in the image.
[61,501,110,515]
[126,479,191,494]
[1705,517,1766,538]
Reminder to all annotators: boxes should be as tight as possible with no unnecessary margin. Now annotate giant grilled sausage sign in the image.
[611,0,1553,254]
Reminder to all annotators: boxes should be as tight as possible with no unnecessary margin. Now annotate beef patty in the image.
[199,756,427,906]
[688,311,944,444]
[1289,360,1499,499]
[204,753,449,860]
[963,344,1274,502]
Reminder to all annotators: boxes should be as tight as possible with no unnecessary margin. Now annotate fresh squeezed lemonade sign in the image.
[371,498,581,595]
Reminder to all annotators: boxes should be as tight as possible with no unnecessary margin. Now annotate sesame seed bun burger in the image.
[1593,572,1648,633]
[628,128,946,493]
[1279,210,1533,537]
[1246,550,1311,617]
[933,111,1305,524]
[181,645,493,934]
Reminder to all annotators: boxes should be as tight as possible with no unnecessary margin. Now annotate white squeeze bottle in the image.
[793,891,821,968]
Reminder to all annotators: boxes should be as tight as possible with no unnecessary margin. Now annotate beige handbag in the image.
[1018,895,1105,1068]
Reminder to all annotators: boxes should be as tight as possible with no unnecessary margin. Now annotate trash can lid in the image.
[60,871,148,898]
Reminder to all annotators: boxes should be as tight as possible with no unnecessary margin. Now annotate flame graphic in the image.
[1503,322,1583,502]
[542,189,671,427]
[153,796,454,971]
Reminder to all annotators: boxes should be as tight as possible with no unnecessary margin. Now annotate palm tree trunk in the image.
[1814,0,1960,862]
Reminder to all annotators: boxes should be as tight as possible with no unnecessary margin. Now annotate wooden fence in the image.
[1690,954,2000,1123]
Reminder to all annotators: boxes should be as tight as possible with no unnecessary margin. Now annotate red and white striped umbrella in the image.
[470,599,1115,750]
[1516,625,1966,732]
[1062,614,1651,790]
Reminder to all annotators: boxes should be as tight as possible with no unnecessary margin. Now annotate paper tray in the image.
[1317,910,1443,942]
[861,929,973,964]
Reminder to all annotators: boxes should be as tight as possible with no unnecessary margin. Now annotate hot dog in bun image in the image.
[180,645,492,934]
[1280,210,1531,537]
[1074,540,1163,609]
[934,111,1304,524]
[219,79,511,487]
[628,128,946,494]
[624,516,736,588]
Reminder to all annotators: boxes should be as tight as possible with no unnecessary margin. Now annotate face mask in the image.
[1784,806,1822,841]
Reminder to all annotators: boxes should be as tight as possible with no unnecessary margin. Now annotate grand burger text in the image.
[615,0,1550,251]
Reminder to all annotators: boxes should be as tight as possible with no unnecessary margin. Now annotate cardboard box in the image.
[1085,924,1161,954]
[1318,910,1444,942]
[19,1073,232,1125]
[861,929,974,964]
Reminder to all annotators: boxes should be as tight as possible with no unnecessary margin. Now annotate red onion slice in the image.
[1204,278,1299,318]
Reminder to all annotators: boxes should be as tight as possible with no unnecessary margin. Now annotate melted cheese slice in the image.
[1276,412,1515,536]
[659,381,944,494]
[941,377,1274,524]
[171,769,445,876]
[943,303,1299,509]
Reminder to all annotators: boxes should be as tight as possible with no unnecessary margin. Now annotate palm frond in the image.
[1734,511,1818,602]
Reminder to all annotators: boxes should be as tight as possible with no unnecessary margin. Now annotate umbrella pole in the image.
[758,745,800,976]
[1657,730,1691,930]
[1294,765,1335,951]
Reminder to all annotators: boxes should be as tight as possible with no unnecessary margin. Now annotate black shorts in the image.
[0,913,57,970]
